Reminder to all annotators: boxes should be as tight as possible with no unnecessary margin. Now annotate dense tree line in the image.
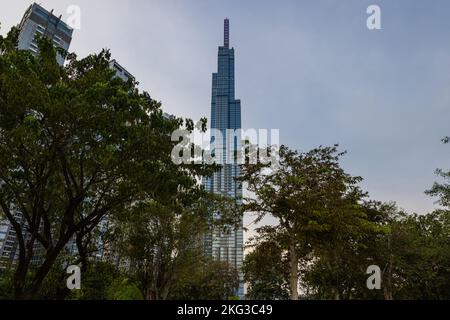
[0,25,448,300]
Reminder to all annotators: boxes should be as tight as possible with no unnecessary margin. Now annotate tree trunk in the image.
[14,252,32,300]
[145,289,156,300]
[333,250,340,300]
[334,290,340,300]
[384,233,393,300]
[24,234,72,299]
[289,241,299,300]
[161,274,172,300]
[14,233,38,300]
[383,259,393,300]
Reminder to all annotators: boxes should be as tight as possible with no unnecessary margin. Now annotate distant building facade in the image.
[0,215,20,265]
[17,3,73,66]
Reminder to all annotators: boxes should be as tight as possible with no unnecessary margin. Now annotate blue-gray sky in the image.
[2,0,450,220]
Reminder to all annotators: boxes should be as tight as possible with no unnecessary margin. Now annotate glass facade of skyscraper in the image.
[203,19,244,298]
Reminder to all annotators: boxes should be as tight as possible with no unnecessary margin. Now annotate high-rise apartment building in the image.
[17,3,73,66]
[203,19,244,298]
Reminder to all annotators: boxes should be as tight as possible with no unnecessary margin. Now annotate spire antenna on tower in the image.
[224,18,230,48]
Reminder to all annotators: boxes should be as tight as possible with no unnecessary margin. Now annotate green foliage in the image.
[383,210,450,299]
[240,145,372,299]
[243,236,290,300]
[426,138,450,208]
[106,279,143,300]
[0,26,213,299]
[242,144,450,300]
[168,258,239,300]
[110,192,241,300]
[65,261,123,300]
[0,267,14,299]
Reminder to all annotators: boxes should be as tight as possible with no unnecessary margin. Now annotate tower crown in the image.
[224,18,229,48]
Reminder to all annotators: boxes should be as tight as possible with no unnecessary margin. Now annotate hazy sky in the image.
[2,1,450,224]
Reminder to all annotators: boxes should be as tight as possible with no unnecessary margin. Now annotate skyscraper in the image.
[17,3,73,66]
[203,19,244,298]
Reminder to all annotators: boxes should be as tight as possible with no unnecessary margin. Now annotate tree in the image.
[239,145,374,300]
[0,27,190,299]
[304,202,450,300]
[111,199,203,300]
[0,266,14,299]
[109,185,241,300]
[378,210,450,300]
[243,228,290,300]
[105,116,241,300]
[169,257,239,300]
[426,137,450,208]
[303,201,394,300]
[106,278,143,300]
[38,259,129,300]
